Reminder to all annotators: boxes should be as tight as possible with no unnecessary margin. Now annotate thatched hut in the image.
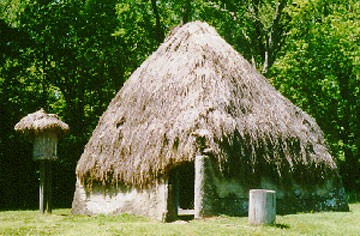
[72,21,348,221]
[15,108,69,160]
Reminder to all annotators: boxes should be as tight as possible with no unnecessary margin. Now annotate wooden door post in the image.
[194,155,205,219]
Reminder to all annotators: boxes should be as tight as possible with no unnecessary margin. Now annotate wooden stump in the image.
[248,189,276,225]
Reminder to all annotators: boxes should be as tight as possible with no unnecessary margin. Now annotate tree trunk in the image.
[182,0,191,24]
[150,0,164,44]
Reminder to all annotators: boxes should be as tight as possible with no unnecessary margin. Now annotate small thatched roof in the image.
[15,108,69,135]
[76,21,337,188]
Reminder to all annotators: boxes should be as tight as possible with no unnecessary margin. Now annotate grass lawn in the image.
[0,203,359,235]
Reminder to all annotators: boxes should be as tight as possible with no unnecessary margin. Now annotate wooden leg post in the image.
[46,161,52,213]
[39,161,45,214]
[39,161,53,214]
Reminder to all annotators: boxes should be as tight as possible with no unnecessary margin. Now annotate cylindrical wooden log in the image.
[248,189,276,225]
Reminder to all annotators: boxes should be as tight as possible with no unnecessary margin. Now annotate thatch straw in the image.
[76,21,337,188]
[14,108,69,135]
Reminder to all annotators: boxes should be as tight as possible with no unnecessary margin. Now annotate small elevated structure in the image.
[15,108,69,213]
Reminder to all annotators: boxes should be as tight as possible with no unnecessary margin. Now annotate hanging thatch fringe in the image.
[76,21,337,188]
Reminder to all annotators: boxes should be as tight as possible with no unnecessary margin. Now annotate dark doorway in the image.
[169,162,195,219]
[177,162,194,210]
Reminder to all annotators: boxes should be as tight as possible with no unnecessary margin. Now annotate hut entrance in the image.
[169,162,195,220]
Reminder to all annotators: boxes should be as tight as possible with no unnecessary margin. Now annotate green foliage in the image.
[270,0,359,190]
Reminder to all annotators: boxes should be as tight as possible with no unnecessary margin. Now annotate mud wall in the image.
[200,156,349,216]
[72,178,169,221]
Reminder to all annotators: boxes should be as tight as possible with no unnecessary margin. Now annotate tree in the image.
[1,0,128,208]
[270,0,359,190]
[0,17,39,209]
[194,0,291,74]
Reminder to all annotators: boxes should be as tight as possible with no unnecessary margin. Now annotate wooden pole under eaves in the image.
[194,155,205,219]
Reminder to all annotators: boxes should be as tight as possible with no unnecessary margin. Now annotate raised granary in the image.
[15,108,69,213]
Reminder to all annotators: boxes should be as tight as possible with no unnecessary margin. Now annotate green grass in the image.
[1,203,359,235]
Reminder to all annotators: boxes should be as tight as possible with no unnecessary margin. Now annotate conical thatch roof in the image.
[76,21,337,188]
[15,108,69,135]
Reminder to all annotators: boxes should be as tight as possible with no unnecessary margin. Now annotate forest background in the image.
[0,0,359,209]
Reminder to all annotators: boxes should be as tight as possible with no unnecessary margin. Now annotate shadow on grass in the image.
[272,223,290,229]
[347,192,360,204]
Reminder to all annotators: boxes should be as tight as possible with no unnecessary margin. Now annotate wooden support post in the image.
[46,161,52,213]
[39,161,45,214]
[194,155,205,219]
[248,189,276,225]
[39,161,53,214]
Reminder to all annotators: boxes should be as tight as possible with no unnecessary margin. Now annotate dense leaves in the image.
[0,0,358,209]
[270,0,359,190]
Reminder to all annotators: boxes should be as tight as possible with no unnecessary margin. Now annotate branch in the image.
[262,0,287,74]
